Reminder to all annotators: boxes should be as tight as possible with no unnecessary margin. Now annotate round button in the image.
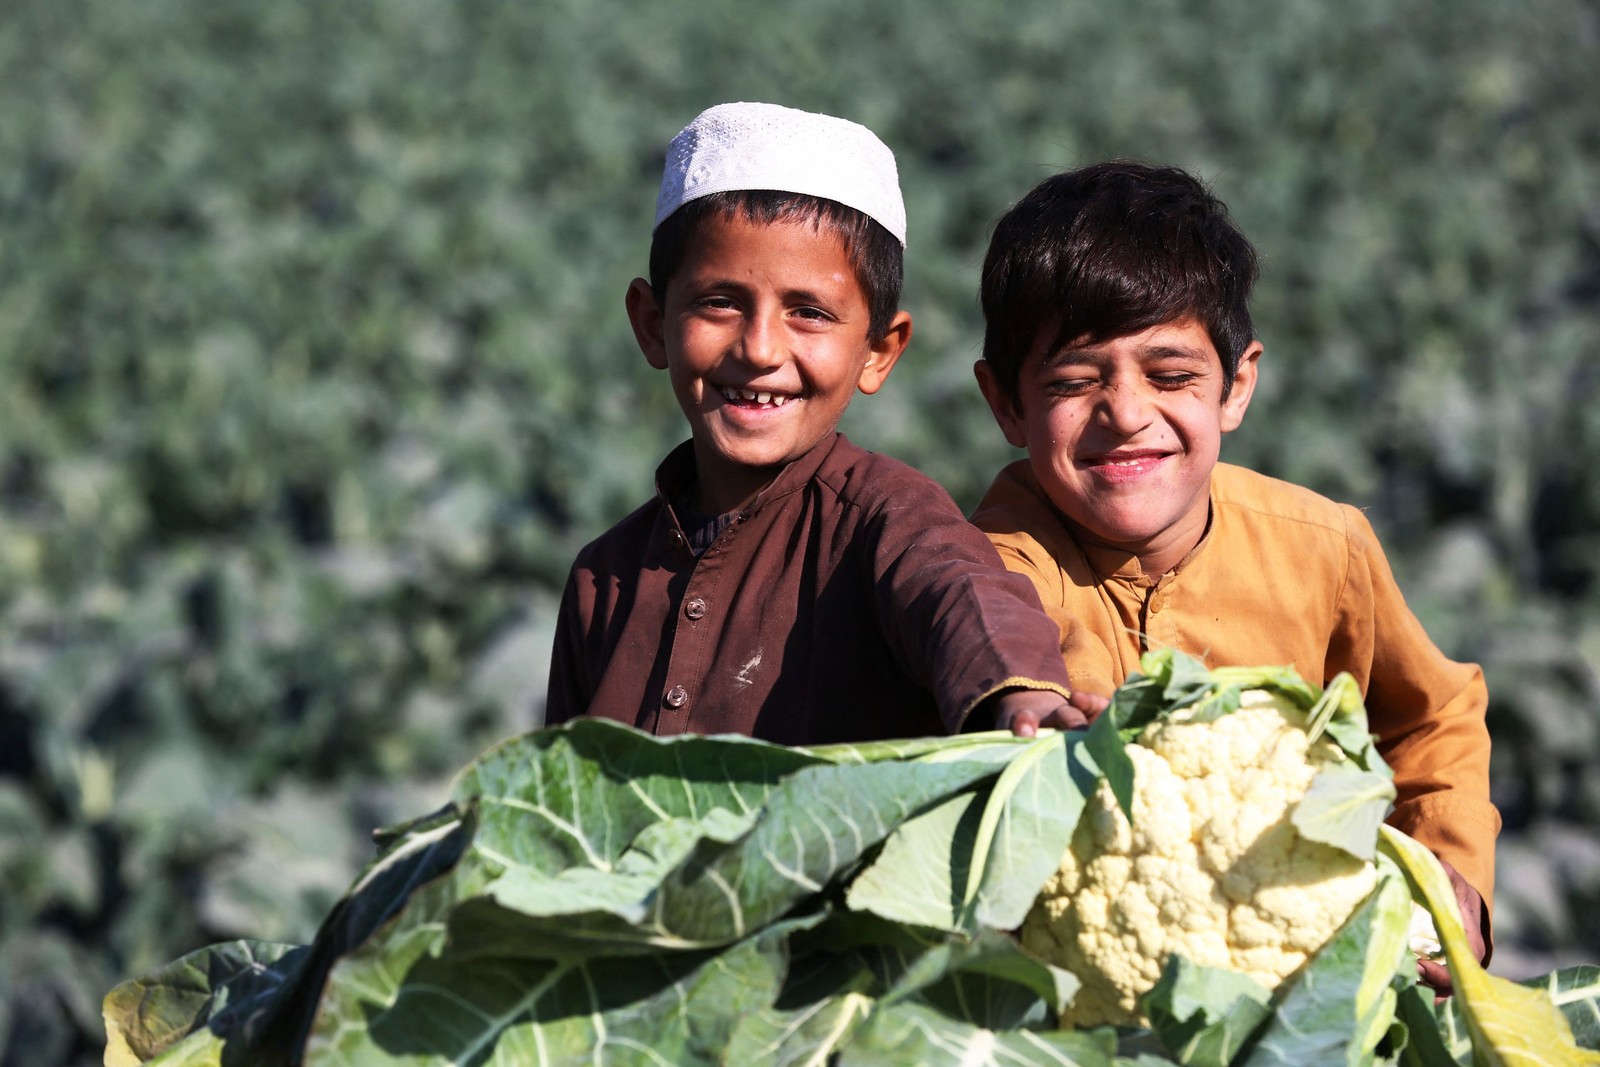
[664,685,688,709]
[668,529,686,549]
[684,597,707,620]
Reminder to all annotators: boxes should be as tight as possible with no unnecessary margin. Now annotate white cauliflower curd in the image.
[1019,689,1380,1027]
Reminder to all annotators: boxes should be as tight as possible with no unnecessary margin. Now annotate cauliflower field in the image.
[105,652,1599,1066]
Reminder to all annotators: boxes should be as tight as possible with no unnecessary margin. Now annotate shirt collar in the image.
[1077,523,1213,587]
[654,432,844,521]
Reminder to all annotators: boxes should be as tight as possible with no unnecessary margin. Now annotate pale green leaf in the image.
[1290,762,1397,861]
[724,993,874,1067]
[847,733,1096,934]
[1531,966,1600,1049]
[838,1001,1118,1066]
[1246,867,1412,1067]
[845,790,973,930]
[1427,966,1600,1059]
[143,1031,226,1067]
[960,733,1093,930]
[303,915,814,1065]
[1304,673,1391,775]
[1084,707,1136,821]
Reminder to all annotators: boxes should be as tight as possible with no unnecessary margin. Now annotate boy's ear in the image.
[855,310,913,395]
[974,359,1028,449]
[1220,339,1263,433]
[625,277,669,370]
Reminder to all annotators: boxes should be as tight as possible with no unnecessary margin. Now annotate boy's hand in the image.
[986,688,1108,737]
[1417,857,1488,999]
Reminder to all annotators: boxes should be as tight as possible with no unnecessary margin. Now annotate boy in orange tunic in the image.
[969,161,1498,992]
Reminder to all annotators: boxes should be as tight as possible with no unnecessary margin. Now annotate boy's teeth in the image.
[723,387,789,407]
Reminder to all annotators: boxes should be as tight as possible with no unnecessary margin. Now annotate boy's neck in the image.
[1133,533,1203,580]
[682,429,841,515]
[1067,505,1213,580]
[688,449,781,517]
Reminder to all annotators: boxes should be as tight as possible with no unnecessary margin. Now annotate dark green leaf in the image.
[1393,984,1470,1066]
[103,940,305,1065]
[1138,956,1271,1066]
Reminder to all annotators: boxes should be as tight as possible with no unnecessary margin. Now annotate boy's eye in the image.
[1151,373,1198,388]
[791,306,834,323]
[1045,378,1096,396]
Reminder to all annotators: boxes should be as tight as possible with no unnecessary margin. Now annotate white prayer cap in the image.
[653,102,907,246]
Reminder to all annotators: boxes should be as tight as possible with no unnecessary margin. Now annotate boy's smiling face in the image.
[628,212,910,514]
[977,318,1260,576]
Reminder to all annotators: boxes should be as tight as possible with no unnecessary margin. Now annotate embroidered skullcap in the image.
[653,102,906,246]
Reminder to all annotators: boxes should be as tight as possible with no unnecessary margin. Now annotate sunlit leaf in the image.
[1379,826,1600,1065]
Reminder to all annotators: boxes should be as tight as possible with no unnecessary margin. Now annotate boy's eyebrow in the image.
[1138,343,1214,364]
[1041,341,1214,368]
[683,276,854,308]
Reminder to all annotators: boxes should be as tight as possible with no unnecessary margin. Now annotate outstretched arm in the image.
[862,474,1082,734]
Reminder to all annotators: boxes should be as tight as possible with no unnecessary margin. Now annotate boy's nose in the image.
[1097,383,1155,434]
[738,312,787,369]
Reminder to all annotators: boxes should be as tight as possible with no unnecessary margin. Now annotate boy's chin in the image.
[694,421,829,474]
[699,440,803,475]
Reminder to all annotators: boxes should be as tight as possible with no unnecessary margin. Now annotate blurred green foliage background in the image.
[2,0,1596,1062]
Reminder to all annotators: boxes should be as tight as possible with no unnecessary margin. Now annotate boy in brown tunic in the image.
[545,103,1101,745]
[969,161,1498,992]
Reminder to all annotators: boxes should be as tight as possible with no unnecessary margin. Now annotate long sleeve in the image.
[1331,507,1500,911]
[543,564,593,728]
[860,475,1075,731]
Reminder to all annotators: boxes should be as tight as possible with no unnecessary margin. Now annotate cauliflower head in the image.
[1019,689,1379,1027]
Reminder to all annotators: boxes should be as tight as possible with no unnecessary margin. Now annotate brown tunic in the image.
[973,459,1501,910]
[545,433,1074,746]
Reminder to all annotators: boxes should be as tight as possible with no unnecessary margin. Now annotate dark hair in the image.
[980,161,1259,401]
[649,190,904,342]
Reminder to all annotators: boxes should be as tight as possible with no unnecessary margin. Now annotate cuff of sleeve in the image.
[954,677,1074,733]
[1387,792,1502,956]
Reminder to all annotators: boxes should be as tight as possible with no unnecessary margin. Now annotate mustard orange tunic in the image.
[973,459,1500,910]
